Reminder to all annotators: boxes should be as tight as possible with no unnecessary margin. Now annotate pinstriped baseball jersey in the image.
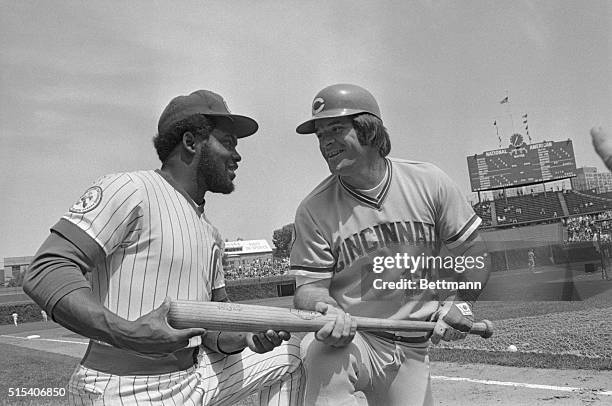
[290,158,481,322]
[62,169,224,320]
[63,169,305,406]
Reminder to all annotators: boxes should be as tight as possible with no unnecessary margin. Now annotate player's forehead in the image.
[314,116,353,132]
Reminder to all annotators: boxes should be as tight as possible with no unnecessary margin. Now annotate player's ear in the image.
[182,131,198,154]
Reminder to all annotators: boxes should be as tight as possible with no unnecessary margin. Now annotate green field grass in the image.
[0,344,77,405]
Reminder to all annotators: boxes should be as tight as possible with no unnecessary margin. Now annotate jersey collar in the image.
[338,158,392,210]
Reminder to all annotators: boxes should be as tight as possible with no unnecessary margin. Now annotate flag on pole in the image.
[500,96,509,104]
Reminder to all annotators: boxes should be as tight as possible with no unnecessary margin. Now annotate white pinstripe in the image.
[67,337,304,406]
[65,170,304,404]
[68,365,202,405]
[63,171,225,319]
[64,171,224,404]
[197,334,305,406]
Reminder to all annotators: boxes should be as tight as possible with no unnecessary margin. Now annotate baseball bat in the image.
[168,300,493,338]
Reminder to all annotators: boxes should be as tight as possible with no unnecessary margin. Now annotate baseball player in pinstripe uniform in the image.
[24,90,304,405]
[289,84,491,405]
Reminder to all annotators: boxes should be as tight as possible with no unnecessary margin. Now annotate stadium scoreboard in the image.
[466,138,577,191]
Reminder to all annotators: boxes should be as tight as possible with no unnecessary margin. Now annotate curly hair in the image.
[152,114,214,162]
[353,114,391,157]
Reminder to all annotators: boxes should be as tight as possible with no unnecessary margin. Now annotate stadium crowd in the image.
[224,257,290,280]
[564,210,612,242]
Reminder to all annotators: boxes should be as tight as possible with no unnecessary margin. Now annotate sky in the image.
[1,0,611,263]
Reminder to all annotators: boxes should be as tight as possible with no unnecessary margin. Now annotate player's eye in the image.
[221,138,236,149]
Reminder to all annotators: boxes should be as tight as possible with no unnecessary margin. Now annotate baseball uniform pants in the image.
[68,334,305,405]
[300,331,432,406]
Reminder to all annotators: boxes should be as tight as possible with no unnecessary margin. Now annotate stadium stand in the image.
[494,192,565,225]
[564,190,612,215]
[475,189,612,229]
[564,210,612,242]
[224,257,290,280]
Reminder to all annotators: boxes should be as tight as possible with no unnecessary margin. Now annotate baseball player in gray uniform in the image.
[289,84,491,405]
[24,90,304,405]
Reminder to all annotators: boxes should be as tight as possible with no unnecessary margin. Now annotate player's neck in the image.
[339,156,387,190]
[159,164,205,205]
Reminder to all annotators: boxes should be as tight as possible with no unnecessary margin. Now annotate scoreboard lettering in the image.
[466,139,577,191]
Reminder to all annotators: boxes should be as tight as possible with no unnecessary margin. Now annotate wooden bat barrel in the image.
[168,300,493,338]
[169,300,332,332]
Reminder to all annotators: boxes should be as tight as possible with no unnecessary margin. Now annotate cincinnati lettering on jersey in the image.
[334,221,438,273]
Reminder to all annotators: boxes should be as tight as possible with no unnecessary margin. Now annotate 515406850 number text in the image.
[8,387,66,397]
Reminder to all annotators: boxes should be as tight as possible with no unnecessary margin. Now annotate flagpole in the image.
[523,113,532,143]
[505,90,516,134]
[493,120,501,148]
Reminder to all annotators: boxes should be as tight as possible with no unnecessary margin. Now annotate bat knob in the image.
[480,319,494,338]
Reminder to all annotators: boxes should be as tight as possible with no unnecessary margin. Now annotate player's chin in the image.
[211,180,235,194]
[327,162,345,175]
[328,158,355,174]
[222,183,235,194]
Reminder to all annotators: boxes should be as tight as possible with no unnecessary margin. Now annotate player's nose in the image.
[231,149,241,163]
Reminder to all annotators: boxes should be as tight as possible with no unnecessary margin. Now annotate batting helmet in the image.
[296,84,381,134]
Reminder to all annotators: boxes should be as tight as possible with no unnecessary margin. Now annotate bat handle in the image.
[470,319,494,338]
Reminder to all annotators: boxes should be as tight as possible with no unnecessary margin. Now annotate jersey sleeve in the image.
[23,228,101,316]
[433,166,481,252]
[61,173,143,256]
[289,203,335,283]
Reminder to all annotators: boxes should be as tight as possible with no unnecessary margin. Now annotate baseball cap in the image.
[296,83,381,134]
[158,90,258,138]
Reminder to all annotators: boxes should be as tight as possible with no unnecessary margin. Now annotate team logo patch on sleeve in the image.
[69,186,103,213]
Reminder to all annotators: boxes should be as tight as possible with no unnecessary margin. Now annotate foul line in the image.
[432,375,612,396]
[0,334,88,345]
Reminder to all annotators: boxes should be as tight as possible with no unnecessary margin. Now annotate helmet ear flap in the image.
[296,84,381,134]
